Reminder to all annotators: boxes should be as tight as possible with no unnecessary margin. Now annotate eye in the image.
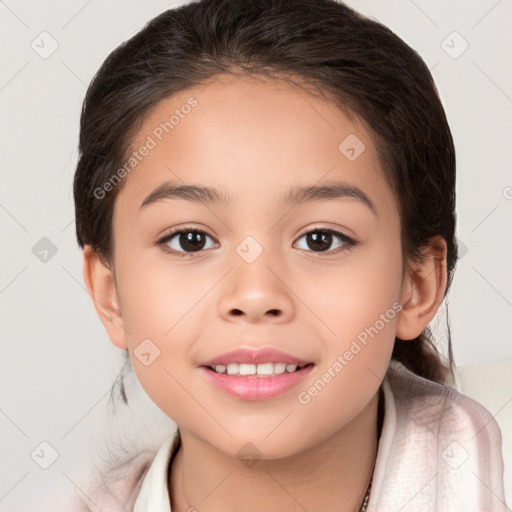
[156,227,218,257]
[156,226,356,258]
[293,227,356,254]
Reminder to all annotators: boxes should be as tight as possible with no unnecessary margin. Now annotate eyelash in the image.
[156,226,357,258]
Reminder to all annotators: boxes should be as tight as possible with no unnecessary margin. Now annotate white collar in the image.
[132,429,180,511]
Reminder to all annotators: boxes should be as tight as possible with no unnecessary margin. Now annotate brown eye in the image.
[157,228,218,256]
[294,228,356,254]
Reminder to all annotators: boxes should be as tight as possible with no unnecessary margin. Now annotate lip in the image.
[200,348,313,367]
[200,363,315,400]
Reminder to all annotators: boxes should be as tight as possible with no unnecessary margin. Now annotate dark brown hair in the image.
[73,0,458,414]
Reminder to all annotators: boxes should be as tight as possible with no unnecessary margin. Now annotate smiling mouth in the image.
[205,362,315,377]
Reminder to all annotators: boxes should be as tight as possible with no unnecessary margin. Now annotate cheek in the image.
[115,249,222,419]
[290,269,400,447]
[116,248,203,341]
[303,241,403,342]
[301,239,402,389]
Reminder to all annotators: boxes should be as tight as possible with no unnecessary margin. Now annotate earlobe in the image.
[82,245,128,350]
[396,237,448,340]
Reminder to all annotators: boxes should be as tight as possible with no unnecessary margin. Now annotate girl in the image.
[72,0,509,510]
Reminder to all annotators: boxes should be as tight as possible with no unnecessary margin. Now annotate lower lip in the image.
[200,364,315,400]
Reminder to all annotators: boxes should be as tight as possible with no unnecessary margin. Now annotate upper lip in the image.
[200,348,313,367]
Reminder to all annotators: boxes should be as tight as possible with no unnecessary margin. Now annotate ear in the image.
[82,245,128,350]
[396,236,448,340]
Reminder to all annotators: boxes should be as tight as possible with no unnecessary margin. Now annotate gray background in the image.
[1,0,511,510]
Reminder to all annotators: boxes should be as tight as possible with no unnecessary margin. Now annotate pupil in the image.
[308,232,331,252]
[181,231,205,251]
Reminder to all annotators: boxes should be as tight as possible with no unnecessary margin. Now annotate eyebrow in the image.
[139,180,377,215]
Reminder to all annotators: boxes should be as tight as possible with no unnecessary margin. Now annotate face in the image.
[109,74,404,458]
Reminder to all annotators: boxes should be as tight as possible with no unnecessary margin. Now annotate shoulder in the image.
[50,430,181,512]
[62,449,155,512]
[386,359,503,443]
[369,360,509,511]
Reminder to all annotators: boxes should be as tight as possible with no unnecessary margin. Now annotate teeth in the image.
[214,362,301,376]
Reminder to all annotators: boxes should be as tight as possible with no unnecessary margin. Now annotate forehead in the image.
[114,74,395,223]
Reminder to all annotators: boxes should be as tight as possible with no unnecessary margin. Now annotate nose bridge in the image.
[218,233,295,322]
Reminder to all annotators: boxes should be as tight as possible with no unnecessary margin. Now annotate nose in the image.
[218,252,295,324]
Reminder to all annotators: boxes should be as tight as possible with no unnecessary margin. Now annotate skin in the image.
[83,74,447,512]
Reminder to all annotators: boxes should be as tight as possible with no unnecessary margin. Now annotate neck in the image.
[169,388,383,512]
